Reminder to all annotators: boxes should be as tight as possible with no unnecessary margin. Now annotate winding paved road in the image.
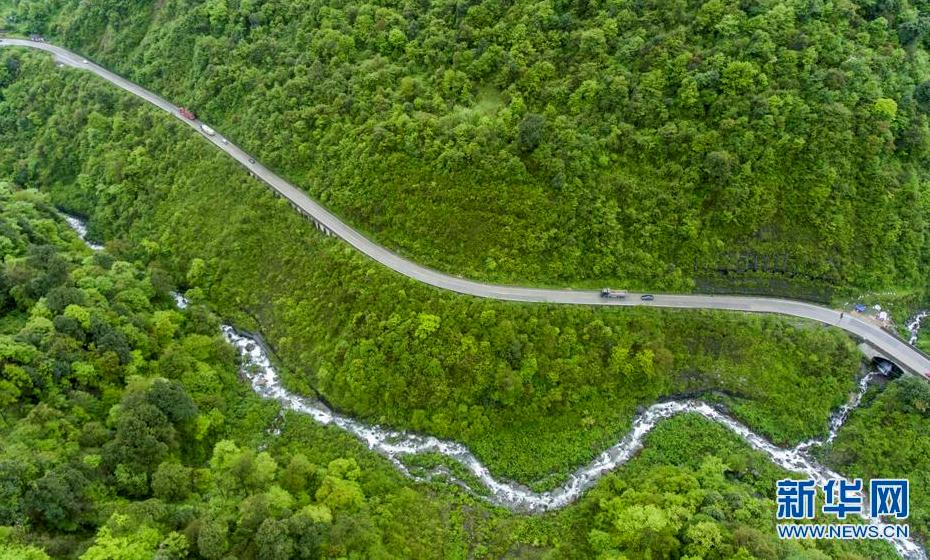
[4,37,930,377]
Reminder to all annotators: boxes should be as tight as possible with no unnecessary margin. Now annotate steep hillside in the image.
[3,0,930,294]
[0,49,863,486]
[0,108,901,560]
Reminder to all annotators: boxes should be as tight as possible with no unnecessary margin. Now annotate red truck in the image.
[178,107,196,120]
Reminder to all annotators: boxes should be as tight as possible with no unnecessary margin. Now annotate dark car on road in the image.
[641,294,655,301]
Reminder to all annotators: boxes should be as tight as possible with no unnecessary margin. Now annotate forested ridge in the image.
[3,0,930,294]
[0,176,906,559]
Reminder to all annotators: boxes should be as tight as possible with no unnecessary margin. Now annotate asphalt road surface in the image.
[4,37,929,376]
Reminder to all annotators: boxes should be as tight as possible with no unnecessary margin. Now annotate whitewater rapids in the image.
[65,214,925,559]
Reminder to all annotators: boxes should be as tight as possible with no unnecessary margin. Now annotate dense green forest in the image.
[0,184,465,559]
[3,0,930,295]
[0,49,868,486]
[0,183,902,559]
[2,1,930,557]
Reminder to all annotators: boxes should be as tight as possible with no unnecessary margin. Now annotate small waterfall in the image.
[62,213,103,251]
[907,312,928,346]
[795,370,879,453]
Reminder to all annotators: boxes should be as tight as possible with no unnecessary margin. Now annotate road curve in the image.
[4,37,930,377]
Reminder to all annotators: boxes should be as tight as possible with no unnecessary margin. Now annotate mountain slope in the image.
[4,0,930,293]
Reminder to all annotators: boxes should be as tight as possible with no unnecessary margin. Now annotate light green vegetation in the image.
[3,0,930,297]
[0,183,895,559]
[0,50,864,485]
[0,0,928,556]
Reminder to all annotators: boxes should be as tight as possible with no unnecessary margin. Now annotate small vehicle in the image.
[854,303,867,313]
[600,288,627,299]
[221,138,228,144]
[248,157,256,164]
[640,294,654,301]
[200,124,216,136]
[178,107,196,120]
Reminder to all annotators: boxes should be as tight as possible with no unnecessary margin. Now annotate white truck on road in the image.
[600,288,627,299]
[200,124,216,136]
